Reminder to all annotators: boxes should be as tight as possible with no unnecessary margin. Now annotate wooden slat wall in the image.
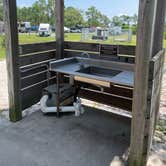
[20,51,56,67]
[19,41,56,55]
[64,41,136,63]
[19,41,136,111]
[19,42,57,110]
[100,44,117,56]
[79,89,132,111]
[65,41,100,52]
[21,82,48,110]
[118,45,136,56]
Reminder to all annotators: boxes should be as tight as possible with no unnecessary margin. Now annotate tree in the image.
[132,14,138,25]
[99,14,110,27]
[0,0,3,21]
[17,7,32,23]
[120,15,132,26]
[111,16,122,27]
[86,6,101,27]
[65,7,84,28]
[47,0,55,26]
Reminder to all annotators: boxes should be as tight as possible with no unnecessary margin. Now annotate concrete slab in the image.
[0,108,130,166]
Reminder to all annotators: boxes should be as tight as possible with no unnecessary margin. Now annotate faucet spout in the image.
[80,52,90,59]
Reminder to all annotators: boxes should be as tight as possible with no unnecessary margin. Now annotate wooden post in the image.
[129,0,166,165]
[56,0,64,59]
[3,0,22,122]
[152,0,166,128]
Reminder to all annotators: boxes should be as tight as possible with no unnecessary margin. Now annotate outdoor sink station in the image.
[49,57,134,87]
[4,0,166,166]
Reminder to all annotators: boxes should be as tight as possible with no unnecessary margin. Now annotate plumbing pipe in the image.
[40,95,76,113]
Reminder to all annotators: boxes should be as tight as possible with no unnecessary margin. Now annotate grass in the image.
[0,33,165,61]
[0,48,6,60]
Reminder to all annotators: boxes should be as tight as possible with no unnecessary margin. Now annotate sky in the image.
[17,0,139,18]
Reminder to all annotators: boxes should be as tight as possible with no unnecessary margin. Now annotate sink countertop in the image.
[50,57,134,87]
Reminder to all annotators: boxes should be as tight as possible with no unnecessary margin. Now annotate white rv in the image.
[38,23,52,37]
[18,22,31,33]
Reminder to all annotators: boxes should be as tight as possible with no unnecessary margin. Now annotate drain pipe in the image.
[40,95,84,116]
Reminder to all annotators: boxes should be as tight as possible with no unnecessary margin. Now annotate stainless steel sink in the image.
[76,66,121,78]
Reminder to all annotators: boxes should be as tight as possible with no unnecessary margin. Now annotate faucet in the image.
[80,52,90,59]
[79,52,90,69]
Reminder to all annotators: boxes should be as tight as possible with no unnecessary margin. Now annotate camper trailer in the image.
[38,23,52,37]
[92,27,109,40]
[18,22,31,33]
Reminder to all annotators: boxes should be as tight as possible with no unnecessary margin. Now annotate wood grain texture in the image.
[19,41,56,55]
[20,51,56,67]
[129,0,166,166]
[118,45,136,56]
[78,89,132,111]
[65,41,100,52]
[152,0,166,130]
[74,76,110,87]
[56,0,64,59]
[3,0,22,121]
[21,82,48,110]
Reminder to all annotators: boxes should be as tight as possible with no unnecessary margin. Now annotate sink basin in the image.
[76,66,121,78]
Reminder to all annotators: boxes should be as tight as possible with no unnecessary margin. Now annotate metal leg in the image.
[56,72,60,117]
[74,97,85,117]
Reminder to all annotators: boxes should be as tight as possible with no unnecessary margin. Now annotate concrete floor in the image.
[0,108,131,166]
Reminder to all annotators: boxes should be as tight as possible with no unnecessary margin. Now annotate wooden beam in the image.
[19,41,56,55]
[129,0,157,165]
[152,0,166,56]
[152,0,166,130]
[56,0,64,59]
[3,0,22,121]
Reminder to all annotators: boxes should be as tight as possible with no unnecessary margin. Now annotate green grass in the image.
[0,47,6,60]
[0,33,165,61]
[18,33,55,44]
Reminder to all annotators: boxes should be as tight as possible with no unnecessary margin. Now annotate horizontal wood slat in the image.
[20,65,48,77]
[79,89,132,111]
[21,71,48,89]
[64,50,99,58]
[65,41,100,52]
[100,44,117,56]
[118,45,136,56]
[19,41,136,57]
[20,51,56,67]
[21,82,48,110]
[149,49,165,80]
[75,82,133,99]
[19,41,56,55]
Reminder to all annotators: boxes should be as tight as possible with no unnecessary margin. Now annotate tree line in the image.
[0,0,3,21]
[16,0,138,28]
[16,0,112,28]
[0,0,138,29]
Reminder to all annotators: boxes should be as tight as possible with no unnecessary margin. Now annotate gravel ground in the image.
[0,60,165,165]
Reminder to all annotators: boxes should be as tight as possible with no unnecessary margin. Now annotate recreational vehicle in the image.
[18,22,31,33]
[38,23,52,37]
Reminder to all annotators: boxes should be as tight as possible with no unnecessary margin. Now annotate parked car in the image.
[64,27,70,33]
[31,25,39,32]
[38,23,52,37]
[70,28,81,33]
